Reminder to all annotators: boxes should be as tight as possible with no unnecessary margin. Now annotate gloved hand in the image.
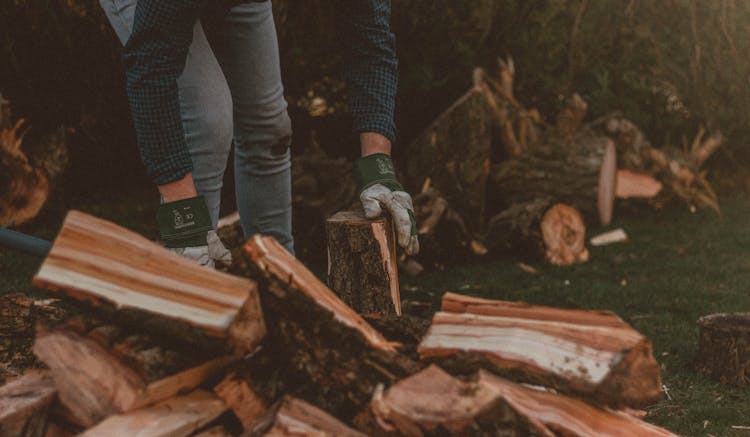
[156,196,232,268]
[354,153,419,255]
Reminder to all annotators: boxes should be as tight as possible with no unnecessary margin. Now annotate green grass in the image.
[3,194,750,435]
[403,199,750,436]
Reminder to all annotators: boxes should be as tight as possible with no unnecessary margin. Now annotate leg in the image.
[98,0,233,228]
[203,1,294,253]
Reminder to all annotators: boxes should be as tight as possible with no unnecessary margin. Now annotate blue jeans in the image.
[100,0,294,253]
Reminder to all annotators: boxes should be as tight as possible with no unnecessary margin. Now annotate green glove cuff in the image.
[157,196,212,248]
[354,153,404,193]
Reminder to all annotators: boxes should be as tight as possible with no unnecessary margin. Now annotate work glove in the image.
[156,196,232,269]
[354,153,419,255]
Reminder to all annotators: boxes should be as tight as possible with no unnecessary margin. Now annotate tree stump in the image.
[696,313,750,386]
[326,210,401,316]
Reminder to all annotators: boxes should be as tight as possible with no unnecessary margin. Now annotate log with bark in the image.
[32,210,266,355]
[326,210,401,316]
[78,390,227,437]
[405,85,492,233]
[232,235,420,421]
[33,319,236,427]
[696,313,750,386]
[417,293,663,408]
[0,371,56,437]
[361,365,676,437]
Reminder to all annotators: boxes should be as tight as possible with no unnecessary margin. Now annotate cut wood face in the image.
[79,390,227,437]
[597,138,617,226]
[244,235,396,351]
[33,211,261,339]
[541,204,589,266]
[615,170,663,199]
[418,293,663,408]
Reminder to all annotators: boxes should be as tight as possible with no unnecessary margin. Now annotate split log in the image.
[486,200,589,266]
[326,210,401,316]
[616,170,663,199]
[214,372,267,429]
[79,390,227,437]
[488,135,617,226]
[32,210,265,355]
[0,372,56,437]
[243,396,366,437]
[365,365,675,437]
[235,236,420,420]
[193,426,233,437]
[696,313,750,386]
[417,293,662,408]
[33,323,235,427]
[406,86,492,233]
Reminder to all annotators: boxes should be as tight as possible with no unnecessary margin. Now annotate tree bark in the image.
[488,135,617,226]
[418,293,663,408]
[32,210,265,355]
[326,210,401,316]
[696,313,750,386]
[406,86,492,233]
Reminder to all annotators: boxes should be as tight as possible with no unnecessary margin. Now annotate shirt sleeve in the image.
[123,0,205,185]
[337,0,399,144]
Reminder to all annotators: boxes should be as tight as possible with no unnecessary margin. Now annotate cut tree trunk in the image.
[243,396,366,437]
[486,200,589,266]
[235,236,420,421]
[362,365,675,437]
[406,86,492,233]
[489,135,617,226]
[326,210,401,316]
[696,313,750,386]
[417,293,662,408]
[32,210,265,355]
[33,322,235,427]
[0,372,56,437]
[78,390,227,437]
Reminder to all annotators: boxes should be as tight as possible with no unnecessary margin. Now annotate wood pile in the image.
[0,212,677,436]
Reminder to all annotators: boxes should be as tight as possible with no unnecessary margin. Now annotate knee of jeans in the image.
[234,110,292,174]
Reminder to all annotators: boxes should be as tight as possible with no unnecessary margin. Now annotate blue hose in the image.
[0,227,52,258]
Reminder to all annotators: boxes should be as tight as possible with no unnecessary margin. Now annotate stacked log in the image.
[0,212,677,435]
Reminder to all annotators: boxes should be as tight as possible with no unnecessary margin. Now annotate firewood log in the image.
[0,372,56,437]
[326,210,401,316]
[696,313,750,386]
[32,210,265,355]
[486,200,589,266]
[406,86,492,233]
[243,396,366,437]
[78,390,227,437]
[488,134,617,226]
[363,365,675,437]
[214,372,268,429]
[33,321,235,427]
[417,293,663,408]
[233,236,420,421]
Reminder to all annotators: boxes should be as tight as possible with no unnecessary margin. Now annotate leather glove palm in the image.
[354,154,419,255]
[157,196,232,268]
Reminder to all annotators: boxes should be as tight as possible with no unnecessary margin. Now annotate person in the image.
[98,0,418,267]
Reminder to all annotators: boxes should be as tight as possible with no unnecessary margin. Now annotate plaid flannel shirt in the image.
[123,0,398,185]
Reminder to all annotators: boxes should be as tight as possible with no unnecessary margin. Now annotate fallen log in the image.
[406,86,492,233]
[364,365,675,436]
[0,372,56,437]
[236,236,420,420]
[417,293,662,408]
[326,210,401,316]
[488,135,617,226]
[33,322,235,427]
[243,396,366,437]
[696,313,750,386]
[486,200,589,266]
[32,210,265,355]
[79,390,227,437]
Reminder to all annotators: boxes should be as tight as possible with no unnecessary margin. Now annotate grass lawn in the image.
[3,192,750,436]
